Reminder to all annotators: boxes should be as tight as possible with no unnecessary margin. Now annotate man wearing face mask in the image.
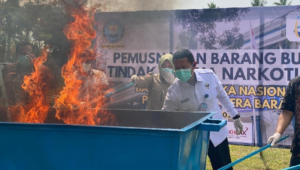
[130,53,175,110]
[2,42,38,106]
[75,58,109,105]
[162,49,243,170]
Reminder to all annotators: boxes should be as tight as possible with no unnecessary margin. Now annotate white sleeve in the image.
[213,73,238,118]
[161,88,177,111]
[100,72,109,85]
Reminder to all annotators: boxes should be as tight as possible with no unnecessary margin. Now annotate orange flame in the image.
[11,47,53,123]
[54,0,116,125]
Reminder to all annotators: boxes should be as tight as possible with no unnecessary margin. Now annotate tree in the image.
[208,3,218,9]
[273,0,292,5]
[251,0,267,6]
[22,1,70,66]
[174,8,249,49]
[0,0,71,66]
[176,31,198,50]
[0,0,25,62]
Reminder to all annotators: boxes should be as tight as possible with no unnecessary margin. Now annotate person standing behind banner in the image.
[130,54,175,110]
[162,49,243,170]
[267,76,300,167]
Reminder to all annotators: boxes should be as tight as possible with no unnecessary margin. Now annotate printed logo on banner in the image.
[227,122,253,144]
[286,12,300,42]
[103,19,125,43]
[295,19,300,38]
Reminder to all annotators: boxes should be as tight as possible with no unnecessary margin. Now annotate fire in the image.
[54,0,116,125]
[8,0,116,126]
[11,47,53,123]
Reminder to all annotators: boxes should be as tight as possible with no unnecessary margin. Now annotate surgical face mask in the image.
[18,55,31,67]
[82,63,91,72]
[161,68,174,84]
[175,68,192,82]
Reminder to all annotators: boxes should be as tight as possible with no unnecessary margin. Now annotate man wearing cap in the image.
[162,49,243,170]
[130,53,175,110]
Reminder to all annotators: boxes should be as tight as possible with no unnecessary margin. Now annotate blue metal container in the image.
[0,109,226,170]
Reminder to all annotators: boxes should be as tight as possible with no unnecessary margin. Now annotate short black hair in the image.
[173,49,195,65]
[16,41,34,53]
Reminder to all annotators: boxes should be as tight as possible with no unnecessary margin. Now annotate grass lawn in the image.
[206,145,291,170]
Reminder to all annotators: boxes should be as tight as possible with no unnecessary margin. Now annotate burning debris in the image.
[10,47,54,123]
[54,0,116,126]
[6,0,117,126]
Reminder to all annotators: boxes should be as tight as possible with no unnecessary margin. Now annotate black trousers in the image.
[208,138,233,170]
[290,155,300,167]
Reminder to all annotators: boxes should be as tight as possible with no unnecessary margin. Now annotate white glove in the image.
[267,133,281,146]
[233,118,243,135]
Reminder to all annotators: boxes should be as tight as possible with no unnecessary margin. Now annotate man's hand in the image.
[233,118,243,135]
[267,133,281,146]
[130,75,138,84]
[26,52,36,61]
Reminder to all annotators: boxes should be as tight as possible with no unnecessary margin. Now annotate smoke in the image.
[88,0,201,12]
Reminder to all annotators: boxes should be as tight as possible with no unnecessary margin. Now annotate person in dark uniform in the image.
[268,76,300,167]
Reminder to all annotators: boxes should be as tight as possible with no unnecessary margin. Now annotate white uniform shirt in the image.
[162,69,238,147]
[76,69,109,100]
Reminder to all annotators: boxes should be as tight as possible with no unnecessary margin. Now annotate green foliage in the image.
[174,8,249,49]
[274,0,292,6]
[251,0,267,6]
[0,0,23,62]
[0,0,70,67]
[208,3,218,9]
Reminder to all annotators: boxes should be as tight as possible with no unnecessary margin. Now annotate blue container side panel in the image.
[0,128,177,170]
[170,136,181,170]
[200,131,210,170]
[177,129,210,170]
